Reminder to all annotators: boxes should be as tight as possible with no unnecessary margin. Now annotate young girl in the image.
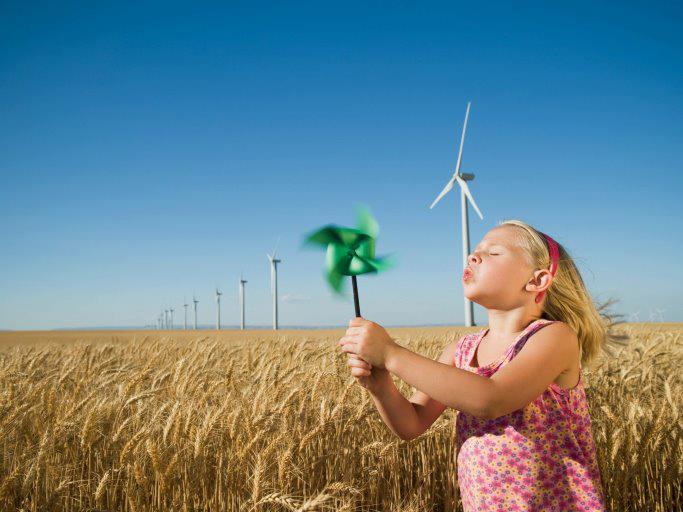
[338,219,614,512]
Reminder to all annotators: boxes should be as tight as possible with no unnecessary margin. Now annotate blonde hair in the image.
[497,219,629,368]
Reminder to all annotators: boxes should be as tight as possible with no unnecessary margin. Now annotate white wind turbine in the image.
[164,309,169,329]
[215,287,222,330]
[169,307,175,330]
[649,307,665,322]
[193,294,199,330]
[239,272,247,330]
[183,297,188,330]
[429,101,484,327]
[267,236,282,330]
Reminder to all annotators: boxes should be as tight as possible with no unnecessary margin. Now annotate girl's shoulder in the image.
[533,319,577,338]
[518,319,580,368]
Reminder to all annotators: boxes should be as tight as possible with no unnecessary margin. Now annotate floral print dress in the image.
[453,318,606,512]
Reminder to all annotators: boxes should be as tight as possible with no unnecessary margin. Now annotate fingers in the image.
[344,326,364,336]
[351,366,371,378]
[347,353,371,378]
[347,354,371,370]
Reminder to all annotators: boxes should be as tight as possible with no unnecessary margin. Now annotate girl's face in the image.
[462,226,536,310]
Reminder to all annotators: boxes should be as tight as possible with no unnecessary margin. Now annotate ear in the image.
[525,269,554,293]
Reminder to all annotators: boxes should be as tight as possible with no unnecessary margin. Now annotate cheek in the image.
[482,260,520,283]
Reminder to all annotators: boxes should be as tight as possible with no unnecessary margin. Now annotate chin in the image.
[463,289,483,306]
[465,288,507,310]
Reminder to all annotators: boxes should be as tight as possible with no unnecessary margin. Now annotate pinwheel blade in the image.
[356,204,379,238]
[346,255,379,275]
[455,174,484,220]
[355,237,376,261]
[365,254,396,273]
[326,269,345,294]
[303,225,344,247]
[429,177,455,209]
[304,225,368,250]
[326,243,353,273]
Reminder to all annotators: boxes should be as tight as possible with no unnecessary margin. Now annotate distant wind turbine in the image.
[183,297,188,330]
[429,100,484,327]
[267,236,282,330]
[169,307,175,330]
[215,288,222,330]
[239,272,247,330]
[193,294,199,330]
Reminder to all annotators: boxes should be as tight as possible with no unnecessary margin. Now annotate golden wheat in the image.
[0,323,679,511]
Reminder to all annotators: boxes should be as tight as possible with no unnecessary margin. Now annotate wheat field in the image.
[0,323,680,511]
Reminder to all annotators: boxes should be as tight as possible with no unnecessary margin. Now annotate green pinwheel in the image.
[302,204,395,317]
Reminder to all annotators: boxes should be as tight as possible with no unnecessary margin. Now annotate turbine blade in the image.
[272,235,281,259]
[429,178,455,209]
[455,174,484,220]
[454,101,471,176]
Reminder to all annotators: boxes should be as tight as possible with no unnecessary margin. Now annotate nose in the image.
[468,252,480,265]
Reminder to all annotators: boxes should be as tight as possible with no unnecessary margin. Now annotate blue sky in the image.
[1,1,681,329]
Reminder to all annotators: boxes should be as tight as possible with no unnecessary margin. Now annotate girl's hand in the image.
[346,353,391,394]
[338,317,398,369]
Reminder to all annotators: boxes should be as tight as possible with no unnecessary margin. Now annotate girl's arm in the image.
[386,346,494,419]
[367,339,459,441]
[385,322,577,420]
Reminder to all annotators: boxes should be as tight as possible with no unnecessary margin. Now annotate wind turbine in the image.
[183,297,189,330]
[193,294,199,330]
[429,101,484,327]
[215,288,222,330]
[649,307,665,322]
[239,272,247,330]
[267,236,282,330]
[164,309,169,329]
[169,307,175,330]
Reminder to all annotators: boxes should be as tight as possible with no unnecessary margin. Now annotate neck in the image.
[485,305,542,340]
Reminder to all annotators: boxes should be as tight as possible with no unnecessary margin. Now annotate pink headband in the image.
[535,232,559,304]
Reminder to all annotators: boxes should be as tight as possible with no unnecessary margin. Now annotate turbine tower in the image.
[183,298,188,330]
[267,236,282,330]
[164,309,169,329]
[193,294,199,330]
[239,272,247,330]
[215,288,222,330]
[169,307,175,330]
[429,101,485,327]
